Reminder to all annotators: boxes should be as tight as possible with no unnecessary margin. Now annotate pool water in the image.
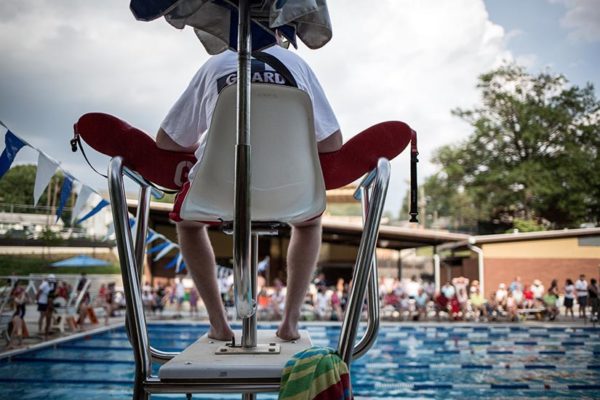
[1,323,599,399]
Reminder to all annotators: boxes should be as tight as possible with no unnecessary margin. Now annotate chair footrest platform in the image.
[158,329,311,381]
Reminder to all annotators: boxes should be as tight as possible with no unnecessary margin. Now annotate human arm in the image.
[156,128,199,153]
[317,130,342,153]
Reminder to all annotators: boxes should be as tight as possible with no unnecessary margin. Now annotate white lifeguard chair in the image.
[105,2,392,399]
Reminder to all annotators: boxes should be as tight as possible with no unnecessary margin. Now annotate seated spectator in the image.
[486,292,501,321]
[542,292,559,321]
[414,288,429,321]
[523,284,535,308]
[495,283,508,307]
[505,291,518,321]
[449,295,462,321]
[441,282,455,300]
[434,292,449,320]
[531,280,545,304]
[469,287,487,321]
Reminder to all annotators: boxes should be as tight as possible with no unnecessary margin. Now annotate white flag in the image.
[153,242,178,261]
[71,184,94,224]
[33,152,58,206]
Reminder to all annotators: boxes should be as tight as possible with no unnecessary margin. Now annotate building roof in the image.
[129,199,468,250]
[471,227,600,244]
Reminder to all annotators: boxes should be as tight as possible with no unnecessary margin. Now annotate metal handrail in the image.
[338,158,389,365]
[108,156,152,399]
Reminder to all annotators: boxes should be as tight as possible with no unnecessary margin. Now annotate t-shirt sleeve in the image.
[160,69,209,148]
[296,63,340,142]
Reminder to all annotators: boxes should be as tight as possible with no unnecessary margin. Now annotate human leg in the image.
[277,217,322,341]
[177,220,233,341]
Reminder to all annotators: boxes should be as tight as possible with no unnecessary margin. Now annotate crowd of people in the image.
[4,273,121,348]
[4,271,600,349]
[248,273,600,323]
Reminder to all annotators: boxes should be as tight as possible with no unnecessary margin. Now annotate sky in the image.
[1,0,599,219]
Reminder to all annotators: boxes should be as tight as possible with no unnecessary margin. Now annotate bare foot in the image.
[276,326,300,342]
[207,327,235,342]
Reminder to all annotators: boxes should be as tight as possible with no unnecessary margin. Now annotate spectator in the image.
[509,276,523,293]
[469,286,487,321]
[575,274,588,319]
[406,275,420,299]
[7,285,28,349]
[441,281,455,300]
[76,272,88,293]
[588,278,598,322]
[414,288,429,321]
[506,291,518,321]
[531,280,545,304]
[495,283,508,307]
[174,277,186,316]
[36,274,57,338]
[523,283,535,308]
[564,278,575,319]
[189,287,199,318]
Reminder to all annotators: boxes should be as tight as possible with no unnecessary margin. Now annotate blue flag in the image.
[147,241,170,254]
[56,175,74,223]
[0,130,27,179]
[164,254,178,270]
[76,198,109,224]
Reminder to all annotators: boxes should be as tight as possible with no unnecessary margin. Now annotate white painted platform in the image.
[159,329,312,381]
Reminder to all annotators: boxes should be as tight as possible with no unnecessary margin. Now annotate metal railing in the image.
[337,158,389,365]
[107,155,390,398]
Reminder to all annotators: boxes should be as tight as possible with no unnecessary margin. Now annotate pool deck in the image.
[2,301,596,360]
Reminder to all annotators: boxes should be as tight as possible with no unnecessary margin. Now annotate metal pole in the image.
[468,244,485,295]
[233,0,254,320]
[134,186,151,283]
[108,157,151,400]
[352,186,380,360]
[242,234,258,348]
[338,158,390,365]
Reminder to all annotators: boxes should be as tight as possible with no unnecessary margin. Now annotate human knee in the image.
[290,216,322,230]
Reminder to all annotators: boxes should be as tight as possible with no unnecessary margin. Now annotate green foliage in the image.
[508,218,546,233]
[421,63,600,230]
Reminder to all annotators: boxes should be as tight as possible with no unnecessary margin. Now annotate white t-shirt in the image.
[38,281,52,305]
[575,279,588,297]
[161,45,340,181]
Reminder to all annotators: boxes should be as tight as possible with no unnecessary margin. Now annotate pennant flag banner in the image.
[33,152,59,205]
[147,241,170,254]
[56,175,74,222]
[176,257,186,273]
[154,242,178,261]
[71,185,94,224]
[0,130,27,180]
[164,254,179,270]
[76,198,110,224]
[146,231,160,244]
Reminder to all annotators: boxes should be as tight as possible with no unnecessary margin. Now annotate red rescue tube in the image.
[74,113,414,191]
[318,121,413,190]
[74,113,196,190]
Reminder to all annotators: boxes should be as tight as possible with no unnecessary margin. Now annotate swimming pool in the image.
[1,322,599,399]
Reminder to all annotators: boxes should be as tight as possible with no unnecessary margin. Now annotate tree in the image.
[0,164,71,222]
[426,63,600,230]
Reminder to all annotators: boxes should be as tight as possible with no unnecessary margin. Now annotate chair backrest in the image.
[179,84,326,223]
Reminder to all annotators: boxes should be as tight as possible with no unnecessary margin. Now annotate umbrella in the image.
[129,0,332,54]
[49,255,111,268]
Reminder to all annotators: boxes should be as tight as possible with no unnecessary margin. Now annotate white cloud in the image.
[0,0,510,217]
[553,0,600,42]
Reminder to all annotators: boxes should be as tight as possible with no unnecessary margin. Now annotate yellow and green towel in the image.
[279,346,352,400]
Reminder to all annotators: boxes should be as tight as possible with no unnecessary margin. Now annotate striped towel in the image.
[279,346,352,400]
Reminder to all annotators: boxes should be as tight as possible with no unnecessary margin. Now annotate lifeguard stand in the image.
[100,0,415,398]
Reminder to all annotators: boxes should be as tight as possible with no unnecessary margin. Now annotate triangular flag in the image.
[76,198,109,224]
[165,254,178,270]
[33,152,59,206]
[71,185,93,224]
[104,223,115,241]
[147,241,170,254]
[175,254,185,273]
[0,130,27,180]
[154,242,178,261]
[55,175,74,222]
